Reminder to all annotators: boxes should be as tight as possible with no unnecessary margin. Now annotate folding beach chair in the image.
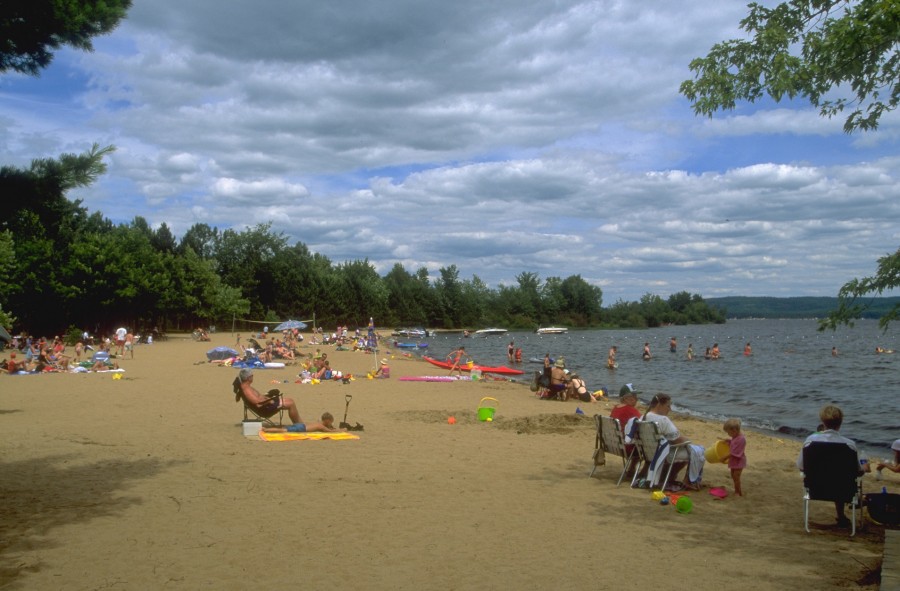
[232,377,284,427]
[632,420,692,491]
[802,442,863,536]
[589,415,637,485]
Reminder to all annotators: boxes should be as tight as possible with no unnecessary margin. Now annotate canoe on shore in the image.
[422,356,524,375]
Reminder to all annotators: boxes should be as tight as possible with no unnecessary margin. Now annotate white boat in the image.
[392,327,428,338]
[536,327,568,335]
[474,328,508,336]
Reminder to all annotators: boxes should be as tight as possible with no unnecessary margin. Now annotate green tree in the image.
[1,0,132,75]
[681,0,900,133]
[819,248,900,331]
[384,263,430,326]
[179,223,220,259]
[435,265,463,328]
[215,224,287,317]
[559,274,603,324]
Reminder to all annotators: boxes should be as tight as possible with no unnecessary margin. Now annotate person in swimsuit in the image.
[447,346,467,376]
[263,412,341,433]
[236,368,301,424]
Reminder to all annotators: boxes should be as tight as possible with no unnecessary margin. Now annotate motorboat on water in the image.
[536,327,568,334]
[474,328,508,336]
[391,327,428,338]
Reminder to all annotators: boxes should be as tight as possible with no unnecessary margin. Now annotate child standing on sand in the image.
[723,418,747,496]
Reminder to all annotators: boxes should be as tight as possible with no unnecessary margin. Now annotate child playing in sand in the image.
[723,418,747,496]
[263,412,342,433]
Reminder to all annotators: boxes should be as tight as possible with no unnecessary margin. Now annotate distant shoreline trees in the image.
[0,148,725,336]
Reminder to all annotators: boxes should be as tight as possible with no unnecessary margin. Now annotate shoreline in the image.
[0,332,892,589]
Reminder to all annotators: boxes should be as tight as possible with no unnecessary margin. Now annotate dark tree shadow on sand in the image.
[0,454,184,589]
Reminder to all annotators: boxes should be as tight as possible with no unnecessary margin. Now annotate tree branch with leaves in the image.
[680,0,900,133]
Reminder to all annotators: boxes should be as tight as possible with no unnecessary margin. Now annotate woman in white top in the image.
[644,393,704,489]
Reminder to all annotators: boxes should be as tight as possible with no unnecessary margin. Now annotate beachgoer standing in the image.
[723,418,746,496]
[448,346,467,376]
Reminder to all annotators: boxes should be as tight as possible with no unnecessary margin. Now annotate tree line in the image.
[0,147,725,337]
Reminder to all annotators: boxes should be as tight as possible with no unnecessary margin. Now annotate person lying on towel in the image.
[262,412,344,433]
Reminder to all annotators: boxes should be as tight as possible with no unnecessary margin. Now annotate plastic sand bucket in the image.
[705,440,730,464]
[477,397,498,421]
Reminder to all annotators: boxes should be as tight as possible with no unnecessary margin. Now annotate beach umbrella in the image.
[206,346,239,361]
[274,319,307,331]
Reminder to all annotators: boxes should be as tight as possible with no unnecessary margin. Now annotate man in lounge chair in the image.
[236,368,301,424]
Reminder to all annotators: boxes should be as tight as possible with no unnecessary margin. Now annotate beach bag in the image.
[530,371,540,392]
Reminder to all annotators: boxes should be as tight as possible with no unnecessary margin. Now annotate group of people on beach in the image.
[2,332,129,374]
[605,384,744,494]
[605,384,897,522]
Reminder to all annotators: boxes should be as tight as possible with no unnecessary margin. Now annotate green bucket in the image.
[477,397,498,421]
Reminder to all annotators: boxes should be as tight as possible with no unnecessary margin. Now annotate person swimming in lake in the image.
[743,342,752,356]
[642,342,651,360]
[686,343,694,361]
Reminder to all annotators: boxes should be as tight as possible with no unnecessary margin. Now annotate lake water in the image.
[405,319,899,457]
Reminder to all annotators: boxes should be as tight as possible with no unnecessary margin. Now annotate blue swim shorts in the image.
[285,423,307,433]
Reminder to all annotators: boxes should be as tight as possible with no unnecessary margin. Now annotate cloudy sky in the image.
[2,0,898,303]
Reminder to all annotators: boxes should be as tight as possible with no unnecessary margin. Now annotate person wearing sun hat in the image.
[549,357,569,400]
[611,383,643,444]
[375,357,390,378]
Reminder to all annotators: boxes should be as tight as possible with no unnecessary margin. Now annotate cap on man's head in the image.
[239,368,254,382]
[554,359,566,368]
[619,383,638,397]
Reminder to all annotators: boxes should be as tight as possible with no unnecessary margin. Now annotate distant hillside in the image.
[705,296,900,319]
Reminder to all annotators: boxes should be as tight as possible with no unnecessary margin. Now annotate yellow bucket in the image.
[477,397,498,421]
[705,440,730,464]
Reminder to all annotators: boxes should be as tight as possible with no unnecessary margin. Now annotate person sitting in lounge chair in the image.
[236,368,301,424]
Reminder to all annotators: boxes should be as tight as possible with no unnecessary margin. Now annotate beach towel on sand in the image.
[258,431,360,442]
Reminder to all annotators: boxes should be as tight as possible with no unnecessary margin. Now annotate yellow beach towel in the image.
[258,431,360,442]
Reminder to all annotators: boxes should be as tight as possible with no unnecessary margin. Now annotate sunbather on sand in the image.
[262,412,343,433]
[237,368,301,424]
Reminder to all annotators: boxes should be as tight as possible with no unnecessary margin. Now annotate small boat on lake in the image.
[392,327,428,338]
[536,327,568,334]
[393,341,428,349]
[474,328,508,336]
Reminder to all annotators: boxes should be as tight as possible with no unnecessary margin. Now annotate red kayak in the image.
[422,356,524,375]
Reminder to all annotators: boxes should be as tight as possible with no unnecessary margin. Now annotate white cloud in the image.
[2,0,899,302]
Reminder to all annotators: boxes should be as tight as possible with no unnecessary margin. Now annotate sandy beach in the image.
[0,333,893,590]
